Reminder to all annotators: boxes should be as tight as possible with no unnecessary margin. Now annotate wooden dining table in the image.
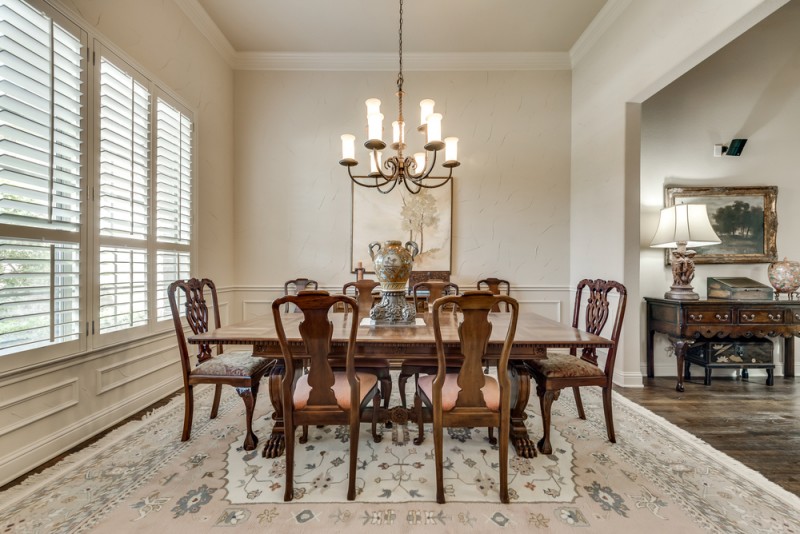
[189,310,613,459]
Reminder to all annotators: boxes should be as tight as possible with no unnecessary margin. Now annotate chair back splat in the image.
[477,277,511,312]
[283,278,319,312]
[413,290,519,504]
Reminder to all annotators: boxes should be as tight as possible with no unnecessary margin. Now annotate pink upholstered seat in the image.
[417,374,500,412]
[293,372,378,410]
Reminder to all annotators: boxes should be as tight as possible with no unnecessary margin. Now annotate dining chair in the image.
[397,281,460,408]
[526,279,627,455]
[168,278,274,451]
[340,279,392,415]
[283,278,318,312]
[413,291,519,504]
[477,277,511,312]
[272,290,382,501]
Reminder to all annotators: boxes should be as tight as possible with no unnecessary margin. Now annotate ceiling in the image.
[194,0,608,56]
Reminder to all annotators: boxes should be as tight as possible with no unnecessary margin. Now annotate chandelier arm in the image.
[347,166,394,189]
[377,176,400,194]
[416,147,438,181]
[413,174,453,189]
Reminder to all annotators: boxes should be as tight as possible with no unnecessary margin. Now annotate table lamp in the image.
[650,204,721,300]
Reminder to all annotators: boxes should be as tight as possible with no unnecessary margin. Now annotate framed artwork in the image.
[663,185,778,264]
[352,182,452,273]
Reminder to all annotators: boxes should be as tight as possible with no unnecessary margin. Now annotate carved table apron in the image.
[189,311,613,459]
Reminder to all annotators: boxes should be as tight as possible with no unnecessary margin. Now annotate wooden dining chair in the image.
[283,278,318,312]
[477,277,511,312]
[397,281,460,408]
[272,290,382,501]
[168,278,274,451]
[413,291,519,504]
[526,279,627,455]
[340,279,392,415]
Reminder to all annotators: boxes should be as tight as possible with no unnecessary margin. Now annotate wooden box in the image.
[685,339,774,385]
[707,277,774,300]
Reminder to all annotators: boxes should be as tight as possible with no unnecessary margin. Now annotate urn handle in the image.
[368,241,381,261]
[405,241,419,259]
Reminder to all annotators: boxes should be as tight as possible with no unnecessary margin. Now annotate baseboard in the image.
[0,376,182,487]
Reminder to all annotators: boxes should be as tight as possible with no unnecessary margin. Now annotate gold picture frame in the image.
[664,185,778,265]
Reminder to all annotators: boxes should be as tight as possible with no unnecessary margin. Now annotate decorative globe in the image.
[767,257,800,296]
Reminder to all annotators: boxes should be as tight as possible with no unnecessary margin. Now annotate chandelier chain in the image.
[396,0,404,121]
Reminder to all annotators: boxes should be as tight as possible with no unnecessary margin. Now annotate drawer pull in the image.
[742,313,756,322]
[715,313,729,321]
[689,313,703,321]
[768,313,782,322]
[795,313,800,321]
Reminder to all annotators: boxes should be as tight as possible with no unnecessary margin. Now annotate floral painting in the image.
[352,182,452,272]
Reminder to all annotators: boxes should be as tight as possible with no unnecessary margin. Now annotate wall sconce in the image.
[650,204,721,300]
[713,138,747,157]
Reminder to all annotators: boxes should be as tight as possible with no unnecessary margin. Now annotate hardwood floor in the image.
[615,374,799,496]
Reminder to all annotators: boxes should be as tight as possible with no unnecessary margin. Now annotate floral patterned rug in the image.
[1,374,798,533]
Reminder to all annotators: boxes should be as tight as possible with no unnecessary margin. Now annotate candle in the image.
[357,261,363,268]
[392,120,405,145]
[445,137,458,162]
[365,98,381,115]
[426,113,442,143]
[420,99,435,126]
[367,112,383,142]
[341,134,355,160]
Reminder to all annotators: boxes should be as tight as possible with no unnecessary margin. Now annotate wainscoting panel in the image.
[0,378,79,438]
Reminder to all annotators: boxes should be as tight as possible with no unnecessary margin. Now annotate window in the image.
[0,0,85,355]
[0,0,194,358]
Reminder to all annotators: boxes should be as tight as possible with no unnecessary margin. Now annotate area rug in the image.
[1,375,798,534]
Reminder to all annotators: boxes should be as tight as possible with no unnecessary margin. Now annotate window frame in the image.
[0,0,196,369]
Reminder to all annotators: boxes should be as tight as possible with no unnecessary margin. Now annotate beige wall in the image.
[641,1,800,376]
[230,69,574,320]
[570,0,789,386]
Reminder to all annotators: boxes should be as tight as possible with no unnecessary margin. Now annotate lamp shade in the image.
[650,204,721,248]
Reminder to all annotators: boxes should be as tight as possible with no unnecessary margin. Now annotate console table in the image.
[645,297,798,391]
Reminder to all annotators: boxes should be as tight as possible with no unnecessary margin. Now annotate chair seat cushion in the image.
[418,373,500,412]
[528,353,605,378]
[294,372,378,410]
[192,351,271,377]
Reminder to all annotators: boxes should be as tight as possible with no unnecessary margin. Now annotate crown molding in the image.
[570,0,633,67]
[174,0,236,66]
[235,51,571,71]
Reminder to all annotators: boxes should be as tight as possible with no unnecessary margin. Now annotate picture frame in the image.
[663,185,778,265]
[351,182,453,273]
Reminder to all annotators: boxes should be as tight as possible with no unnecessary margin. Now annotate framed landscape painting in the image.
[664,185,778,264]
[351,182,452,273]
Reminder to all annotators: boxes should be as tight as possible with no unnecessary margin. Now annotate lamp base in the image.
[665,286,700,300]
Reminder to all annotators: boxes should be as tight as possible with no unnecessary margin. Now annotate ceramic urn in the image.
[369,240,419,292]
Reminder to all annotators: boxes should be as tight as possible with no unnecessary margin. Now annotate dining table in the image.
[188,309,614,459]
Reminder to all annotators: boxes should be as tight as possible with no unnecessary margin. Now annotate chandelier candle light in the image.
[650,204,721,300]
[339,0,460,194]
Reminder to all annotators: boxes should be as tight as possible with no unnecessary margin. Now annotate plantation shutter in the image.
[155,98,192,245]
[0,0,84,353]
[97,49,150,334]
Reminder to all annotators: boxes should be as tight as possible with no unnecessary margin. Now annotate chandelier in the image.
[338,0,460,195]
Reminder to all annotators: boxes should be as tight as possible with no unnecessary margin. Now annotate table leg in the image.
[647,329,655,378]
[509,363,537,458]
[785,337,795,378]
[262,364,286,458]
[672,339,691,392]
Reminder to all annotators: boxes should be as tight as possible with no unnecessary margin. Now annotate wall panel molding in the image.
[96,347,177,395]
[0,379,79,437]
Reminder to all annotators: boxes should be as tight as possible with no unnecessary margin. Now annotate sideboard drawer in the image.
[685,308,733,324]
[739,309,785,324]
